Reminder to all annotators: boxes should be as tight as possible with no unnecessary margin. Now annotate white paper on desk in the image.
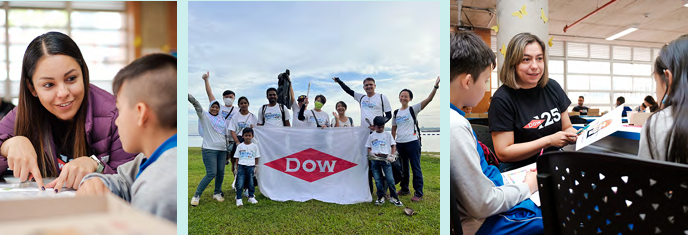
[575,105,624,151]
[0,177,75,201]
[501,163,541,207]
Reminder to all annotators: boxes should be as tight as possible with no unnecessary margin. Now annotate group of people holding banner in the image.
[189,71,439,206]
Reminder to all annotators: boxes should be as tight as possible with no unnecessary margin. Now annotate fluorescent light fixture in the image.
[606,27,638,40]
[684,3,688,7]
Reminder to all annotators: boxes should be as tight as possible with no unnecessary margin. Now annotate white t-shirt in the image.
[365,131,396,155]
[304,110,330,128]
[228,112,258,137]
[233,142,261,166]
[257,104,291,127]
[291,100,308,128]
[354,92,391,127]
[393,103,422,143]
[331,116,353,127]
[189,97,225,151]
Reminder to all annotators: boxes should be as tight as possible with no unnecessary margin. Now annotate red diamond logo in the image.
[523,119,545,129]
[264,148,358,182]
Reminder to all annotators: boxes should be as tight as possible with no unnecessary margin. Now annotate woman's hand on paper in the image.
[3,136,45,190]
[76,178,110,196]
[45,156,97,192]
[548,131,577,148]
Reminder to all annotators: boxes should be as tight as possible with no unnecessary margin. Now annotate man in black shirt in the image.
[571,96,589,115]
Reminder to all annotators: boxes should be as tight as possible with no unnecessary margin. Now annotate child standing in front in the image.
[234,127,260,206]
[366,116,403,207]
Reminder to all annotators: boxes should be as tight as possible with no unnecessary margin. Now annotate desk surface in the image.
[0,177,75,201]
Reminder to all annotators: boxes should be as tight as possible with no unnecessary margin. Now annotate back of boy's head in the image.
[450,31,495,83]
[373,116,385,126]
[243,127,254,137]
[113,53,177,129]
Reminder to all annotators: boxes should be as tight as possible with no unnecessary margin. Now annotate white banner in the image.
[253,126,372,204]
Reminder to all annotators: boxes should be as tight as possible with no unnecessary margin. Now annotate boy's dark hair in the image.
[579,96,585,99]
[315,94,326,104]
[617,96,625,103]
[451,31,495,83]
[399,89,414,100]
[223,90,235,97]
[363,77,375,85]
[243,127,254,136]
[266,87,277,95]
[113,53,177,129]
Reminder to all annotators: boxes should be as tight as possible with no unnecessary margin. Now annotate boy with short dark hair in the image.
[450,31,542,234]
[234,127,260,206]
[77,53,177,223]
[366,116,402,207]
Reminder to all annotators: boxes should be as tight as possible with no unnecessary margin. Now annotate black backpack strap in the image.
[225,106,234,119]
[381,94,385,114]
[409,106,422,146]
[359,95,364,106]
[261,105,267,124]
[348,117,353,126]
[311,110,321,127]
[280,104,287,126]
[393,109,399,120]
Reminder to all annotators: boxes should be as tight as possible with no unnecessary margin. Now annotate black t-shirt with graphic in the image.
[572,106,589,115]
[489,79,571,171]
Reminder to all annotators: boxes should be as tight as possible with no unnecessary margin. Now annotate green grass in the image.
[188,147,440,234]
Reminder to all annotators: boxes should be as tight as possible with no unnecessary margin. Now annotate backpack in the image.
[261,104,287,126]
[478,140,500,167]
[393,106,422,146]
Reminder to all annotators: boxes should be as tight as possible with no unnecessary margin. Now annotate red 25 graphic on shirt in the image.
[523,108,561,129]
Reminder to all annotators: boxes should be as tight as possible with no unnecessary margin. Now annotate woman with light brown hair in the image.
[488,32,578,172]
[0,32,136,191]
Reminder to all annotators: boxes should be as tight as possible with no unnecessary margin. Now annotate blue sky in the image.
[188,1,440,134]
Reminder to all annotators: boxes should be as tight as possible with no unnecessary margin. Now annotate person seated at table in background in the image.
[639,34,688,164]
[462,106,473,114]
[644,95,660,112]
[0,32,136,191]
[615,96,633,117]
[489,32,578,172]
[450,31,542,235]
[571,96,589,115]
[77,53,177,223]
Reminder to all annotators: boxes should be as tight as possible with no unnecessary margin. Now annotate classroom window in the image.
[0,1,128,100]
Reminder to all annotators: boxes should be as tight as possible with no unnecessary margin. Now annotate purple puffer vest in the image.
[0,84,137,176]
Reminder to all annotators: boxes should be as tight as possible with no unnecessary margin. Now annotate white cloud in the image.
[187,1,440,129]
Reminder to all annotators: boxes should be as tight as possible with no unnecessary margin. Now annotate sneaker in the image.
[190,196,200,206]
[397,190,411,196]
[236,199,243,206]
[375,197,385,206]
[411,196,423,202]
[390,197,404,207]
[248,197,258,204]
[213,193,225,202]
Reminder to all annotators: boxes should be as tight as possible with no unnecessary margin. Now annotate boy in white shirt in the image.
[366,116,403,207]
[233,127,260,206]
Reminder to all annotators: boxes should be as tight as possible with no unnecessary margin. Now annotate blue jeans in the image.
[398,140,424,197]
[194,149,227,197]
[235,165,255,199]
[370,160,398,199]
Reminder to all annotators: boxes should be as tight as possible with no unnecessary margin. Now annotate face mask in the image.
[314,101,324,109]
[224,98,234,106]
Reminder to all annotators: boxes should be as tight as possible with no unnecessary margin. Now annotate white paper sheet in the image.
[575,105,624,151]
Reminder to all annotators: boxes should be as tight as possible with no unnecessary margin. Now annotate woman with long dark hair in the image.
[639,34,688,163]
[643,95,660,113]
[0,32,136,191]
